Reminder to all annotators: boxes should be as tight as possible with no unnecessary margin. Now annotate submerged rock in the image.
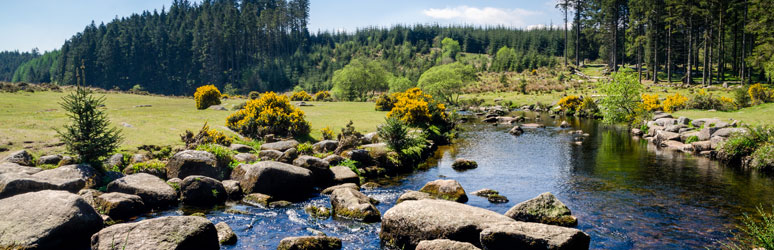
[419,179,468,203]
[0,190,103,249]
[509,126,524,136]
[416,239,481,250]
[504,192,578,227]
[242,193,273,207]
[90,216,219,250]
[330,188,381,222]
[277,236,342,250]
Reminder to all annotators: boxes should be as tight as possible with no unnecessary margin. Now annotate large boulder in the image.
[95,192,145,220]
[712,127,747,138]
[260,140,299,152]
[259,149,283,161]
[277,236,342,250]
[222,180,243,200]
[330,187,381,222]
[180,175,227,207]
[479,222,590,250]
[293,155,334,186]
[313,140,339,153]
[107,173,178,209]
[321,183,359,195]
[166,150,227,180]
[38,154,63,165]
[234,153,259,163]
[279,148,299,163]
[698,127,721,141]
[323,155,345,166]
[381,199,589,250]
[0,172,86,199]
[0,162,42,175]
[655,130,680,141]
[416,239,481,250]
[0,190,103,249]
[230,161,314,201]
[90,216,219,250]
[397,190,436,203]
[419,179,468,203]
[504,192,578,227]
[215,222,237,245]
[330,166,359,185]
[2,150,33,166]
[34,164,100,189]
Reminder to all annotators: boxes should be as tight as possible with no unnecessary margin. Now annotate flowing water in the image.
[150,112,774,249]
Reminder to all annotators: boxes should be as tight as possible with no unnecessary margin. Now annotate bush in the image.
[685,135,700,144]
[724,206,774,249]
[130,159,166,172]
[320,126,335,140]
[226,92,311,138]
[313,91,332,101]
[557,95,581,112]
[194,85,222,110]
[749,83,773,105]
[663,93,688,113]
[378,117,411,152]
[599,69,643,124]
[195,143,235,166]
[720,135,758,161]
[290,90,312,101]
[750,143,774,171]
[641,94,661,111]
[249,91,261,100]
[335,121,363,154]
[296,142,313,155]
[180,123,233,149]
[57,87,123,167]
[374,94,395,111]
[578,96,599,115]
[387,88,449,128]
[734,87,751,108]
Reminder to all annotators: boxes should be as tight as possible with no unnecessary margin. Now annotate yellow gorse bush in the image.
[204,125,233,146]
[314,91,331,101]
[320,126,335,140]
[749,83,772,105]
[226,92,310,138]
[640,93,661,111]
[290,90,312,101]
[387,88,447,127]
[662,93,688,113]
[557,95,581,111]
[194,85,222,110]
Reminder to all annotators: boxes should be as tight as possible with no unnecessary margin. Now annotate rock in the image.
[78,188,103,208]
[647,125,664,137]
[0,172,82,198]
[677,116,691,125]
[242,193,273,206]
[483,117,498,123]
[95,192,145,220]
[559,121,570,128]
[313,140,338,153]
[34,163,99,188]
[691,141,713,152]
[451,158,478,170]
[654,118,677,127]
[229,143,253,153]
[131,153,147,164]
[277,236,342,250]
[487,195,509,203]
[416,239,481,250]
[479,222,590,250]
[166,150,225,180]
[60,155,75,165]
[419,179,468,203]
[631,128,643,136]
[381,199,588,249]
[347,149,374,166]
[90,216,219,250]
[711,136,728,149]
[305,205,332,218]
[397,190,435,203]
[230,161,315,201]
[3,150,33,166]
[209,105,228,111]
[698,127,721,141]
[361,182,380,189]
[107,173,178,209]
[264,134,278,143]
[260,140,299,152]
[664,124,686,133]
[0,162,41,175]
[364,132,380,144]
[652,112,672,120]
[259,149,283,161]
[234,153,259,163]
[656,130,681,141]
[504,192,577,227]
[712,127,747,138]
[269,200,293,208]
[279,148,299,163]
[330,188,381,222]
[180,175,227,207]
[121,122,133,128]
[0,190,103,249]
[330,165,359,185]
[680,131,701,142]
[167,178,183,190]
[293,155,334,186]
[323,155,345,165]
[321,183,359,194]
[38,154,63,165]
[215,222,237,245]
[105,153,124,168]
[521,123,546,129]
[222,180,243,200]
[691,118,722,128]
[662,140,690,151]
[509,126,524,136]
[471,189,499,197]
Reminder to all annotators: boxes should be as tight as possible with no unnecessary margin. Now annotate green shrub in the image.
[338,159,360,176]
[320,126,335,140]
[734,87,752,108]
[196,144,235,166]
[57,87,123,167]
[334,121,363,154]
[378,117,410,152]
[131,159,166,171]
[290,90,312,101]
[724,206,774,249]
[599,69,643,124]
[374,94,394,111]
[720,135,758,161]
[180,123,233,149]
[296,142,313,155]
[194,85,222,110]
[750,143,774,171]
[685,136,700,144]
[313,91,332,101]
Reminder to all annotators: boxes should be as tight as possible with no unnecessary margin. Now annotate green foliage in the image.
[296,142,313,155]
[374,94,394,111]
[57,87,123,167]
[248,91,261,100]
[378,117,411,152]
[320,126,335,140]
[440,38,461,63]
[131,159,166,171]
[599,69,643,124]
[388,76,415,93]
[331,59,390,101]
[490,46,557,72]
[751,143,774,171]
[719,126,774,162]
[735,87,752,108]
[417,62,475,104]
[196,143,235,165]
[724,205,774,250]
[338,159,360,176]
[180,123,233,149]
[685,136,700,144]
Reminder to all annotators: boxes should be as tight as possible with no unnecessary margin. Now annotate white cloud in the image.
[422,6,542,28]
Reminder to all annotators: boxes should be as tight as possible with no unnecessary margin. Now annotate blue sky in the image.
[0,0,563,52]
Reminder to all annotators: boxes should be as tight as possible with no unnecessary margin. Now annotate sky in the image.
[0,0,564,53]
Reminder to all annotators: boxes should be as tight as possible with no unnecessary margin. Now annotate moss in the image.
[304,205,331,218]
[190,212,206,217]
[36,164,58,170]
[224,208,250,215]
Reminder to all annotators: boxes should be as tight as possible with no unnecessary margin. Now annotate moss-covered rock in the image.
[242,193,272,207]
[504,192,578,227]
[215,222,237,245]
[419,179,468,203]
[277,236,342,250]
[451,158,478,170]
[330,188,381,222]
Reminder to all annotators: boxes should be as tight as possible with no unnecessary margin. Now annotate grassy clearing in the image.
[673,103,774,126]
[0,91,386,156]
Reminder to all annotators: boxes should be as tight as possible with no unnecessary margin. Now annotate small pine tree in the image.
[57,86,123,168]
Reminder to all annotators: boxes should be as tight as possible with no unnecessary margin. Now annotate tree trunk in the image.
[741,0,747,84]
[703,21,708,86]
[667,17,672,83]
[575,1,581,66]
[687,19,693,84]
[564,0,568,67]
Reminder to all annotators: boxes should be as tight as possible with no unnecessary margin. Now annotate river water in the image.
[151,112,774,249]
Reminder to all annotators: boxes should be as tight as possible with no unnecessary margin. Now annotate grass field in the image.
[0,91,387,156]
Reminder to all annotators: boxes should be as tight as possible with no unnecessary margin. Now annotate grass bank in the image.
[0,91,386,156]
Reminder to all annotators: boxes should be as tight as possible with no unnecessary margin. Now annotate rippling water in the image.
[151,112,774,249]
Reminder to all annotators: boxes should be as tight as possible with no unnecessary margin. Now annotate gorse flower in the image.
[226,92,310,138]
[194,85,221,110]
[640,94,661,111]
[290,90,312,101]
[386,88,447,127]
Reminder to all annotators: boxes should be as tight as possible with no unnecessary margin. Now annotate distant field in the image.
[0,91,386,156]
